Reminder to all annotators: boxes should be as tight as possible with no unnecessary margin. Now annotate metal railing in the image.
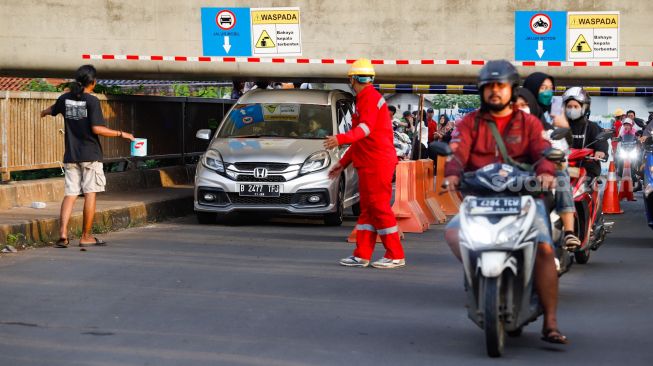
[0,91,235,181]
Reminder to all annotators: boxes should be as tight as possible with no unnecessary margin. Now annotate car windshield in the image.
[218,103,333,139]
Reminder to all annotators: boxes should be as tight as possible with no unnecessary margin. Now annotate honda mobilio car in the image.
[194,89,360,225]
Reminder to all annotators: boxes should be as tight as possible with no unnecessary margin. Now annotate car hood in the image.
[209,138,327,165]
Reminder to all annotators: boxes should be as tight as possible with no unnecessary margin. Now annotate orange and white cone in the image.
[603,161,624,214]
[618,159,636,202]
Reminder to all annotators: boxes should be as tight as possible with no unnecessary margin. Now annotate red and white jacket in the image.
[337,85,398,169]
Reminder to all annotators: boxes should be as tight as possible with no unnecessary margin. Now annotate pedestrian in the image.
[324,58,405,269]
[426,108,438,143]
[433,114,454,143]
[400,110,415,138]
[40,65,136,248]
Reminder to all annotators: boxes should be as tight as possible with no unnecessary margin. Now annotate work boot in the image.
[371,257,406,269]
[339,256,370,268]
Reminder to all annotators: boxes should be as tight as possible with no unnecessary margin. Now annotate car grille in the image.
[236,175,287,182]
[227,193,294,205]
[233,162,290,171]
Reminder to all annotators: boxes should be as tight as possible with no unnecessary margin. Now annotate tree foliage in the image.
[427,94,480,109]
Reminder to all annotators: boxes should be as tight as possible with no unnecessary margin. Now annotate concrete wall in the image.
[1,0,652,84]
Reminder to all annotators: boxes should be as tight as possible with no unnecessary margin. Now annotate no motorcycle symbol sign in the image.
[530,13,552,35]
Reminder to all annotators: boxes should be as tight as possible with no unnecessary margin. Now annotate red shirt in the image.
[427,119,438,142]
[445,109,555,177]
[337,85,398,169]
[494,113,512,133]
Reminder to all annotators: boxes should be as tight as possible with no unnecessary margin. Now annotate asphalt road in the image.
[0,201,651,366]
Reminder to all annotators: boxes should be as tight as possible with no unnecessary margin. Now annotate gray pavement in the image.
[0,202,651,365]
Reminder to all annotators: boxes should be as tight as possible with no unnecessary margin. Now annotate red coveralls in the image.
[336,85,404,260]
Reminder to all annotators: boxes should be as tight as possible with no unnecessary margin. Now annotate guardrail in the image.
[0,91,235,181]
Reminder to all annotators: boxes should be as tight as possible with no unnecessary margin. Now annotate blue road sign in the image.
[515,11,567,61]
[201,8,252,57]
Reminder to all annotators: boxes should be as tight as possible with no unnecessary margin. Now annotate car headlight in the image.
[300,151,331,175]
[202,149,224,173]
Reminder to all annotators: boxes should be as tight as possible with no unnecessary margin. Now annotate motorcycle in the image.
[615,135,643,191]
[642,132,653,229]
[429,141,562,357]
[533,17,549,28]
[393,130,412,160]
[566,131,613,264]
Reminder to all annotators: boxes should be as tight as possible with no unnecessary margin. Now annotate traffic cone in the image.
[618,159,636,202]
[603,161,623,214]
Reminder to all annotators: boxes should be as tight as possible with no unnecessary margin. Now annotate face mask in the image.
[519,106,531,114]
[538,90,554,106]
[565,107,583,121]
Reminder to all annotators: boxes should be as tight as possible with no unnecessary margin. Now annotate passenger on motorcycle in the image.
[443,60,568,344]
[564,87,610,178]
[515,87,581,250]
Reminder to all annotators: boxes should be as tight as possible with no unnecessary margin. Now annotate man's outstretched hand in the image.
[324,136,339,149]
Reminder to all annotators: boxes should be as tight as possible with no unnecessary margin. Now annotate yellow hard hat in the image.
[348,58,376,77]
[613,108,624,117]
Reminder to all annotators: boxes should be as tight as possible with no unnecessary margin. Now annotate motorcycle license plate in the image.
[238,184,281,197]
[469,197,521,215]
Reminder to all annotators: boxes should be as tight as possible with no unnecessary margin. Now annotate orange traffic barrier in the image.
[391,160,430,233]
[413,160,437,224]
[435,155,462,215]
[420,159,447,224]
[619,159,636,201]
[603,161,624,214]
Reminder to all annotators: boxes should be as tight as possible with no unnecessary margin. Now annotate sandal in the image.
[79,237,108,247]
[54,238,69,248]
[541,328,569,344]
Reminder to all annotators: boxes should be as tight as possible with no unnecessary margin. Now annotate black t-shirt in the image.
[570,118,609,177]
[51,92,106,163]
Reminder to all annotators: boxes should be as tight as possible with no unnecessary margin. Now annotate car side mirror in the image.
[549,127,570,141]
[196,129,211,140]
[428,141,452,160]
[543,147,566,163]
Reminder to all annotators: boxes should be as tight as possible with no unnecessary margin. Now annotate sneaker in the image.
[371,257,406,269]
[563,233,581,251]
[554,257,561,272]
[339,256,370,268]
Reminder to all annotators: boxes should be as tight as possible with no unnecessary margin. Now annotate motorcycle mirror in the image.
[550,127,570,141]
[428,141,452,159]
[596,130,614,141]
[543,147,566,163]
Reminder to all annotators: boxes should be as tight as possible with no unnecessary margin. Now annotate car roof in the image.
[236,89,351,106]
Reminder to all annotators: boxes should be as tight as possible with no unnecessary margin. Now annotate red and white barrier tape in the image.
[82,54,653,67]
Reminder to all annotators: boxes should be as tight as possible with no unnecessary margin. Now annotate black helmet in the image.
[478,60,520,110]
[478,60,520,92]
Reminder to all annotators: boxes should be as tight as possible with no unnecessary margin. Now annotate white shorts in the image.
[64,161,106,196]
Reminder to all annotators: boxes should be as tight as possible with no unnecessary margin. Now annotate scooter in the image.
[615,135,643,191]
[566,131,613,264]
[642,132,653,229]
[393,130,412,160]
[429,141,562,357]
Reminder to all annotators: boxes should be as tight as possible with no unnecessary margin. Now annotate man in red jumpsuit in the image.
[324,58,405,269]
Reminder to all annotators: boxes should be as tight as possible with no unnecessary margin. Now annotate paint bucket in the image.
[131,138,147,157]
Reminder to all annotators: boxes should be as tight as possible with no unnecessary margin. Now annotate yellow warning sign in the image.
[256,30,275,48]
[571,34,592,53]
[569,14,618,29]
[252,10,300,25]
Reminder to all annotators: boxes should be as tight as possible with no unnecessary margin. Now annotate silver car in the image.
[194,89,360,225]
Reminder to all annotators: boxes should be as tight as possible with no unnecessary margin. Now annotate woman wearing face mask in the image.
[524,72,567,129]
[563,87,609,178]
[516,87,581,250]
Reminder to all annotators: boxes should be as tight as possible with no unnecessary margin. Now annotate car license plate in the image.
[468,197,521,215]
[238,184,281,197]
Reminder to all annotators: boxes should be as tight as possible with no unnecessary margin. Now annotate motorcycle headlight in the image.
[300,151,331,175]
[496,217,526,245]
[464,224,493,246]
[618,150,627,159]
[629,149,639,159]
[202,149,225,173]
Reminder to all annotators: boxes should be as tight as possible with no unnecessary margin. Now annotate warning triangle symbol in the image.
[256,30,275,48]
[571,34,592,53]
[264,104,277,114]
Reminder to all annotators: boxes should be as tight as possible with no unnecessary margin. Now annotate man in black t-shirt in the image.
[41,65,135,248]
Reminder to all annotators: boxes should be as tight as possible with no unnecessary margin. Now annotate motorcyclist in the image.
[564,87,609,178]
[443,60,567,344]
[626,110,647,130]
